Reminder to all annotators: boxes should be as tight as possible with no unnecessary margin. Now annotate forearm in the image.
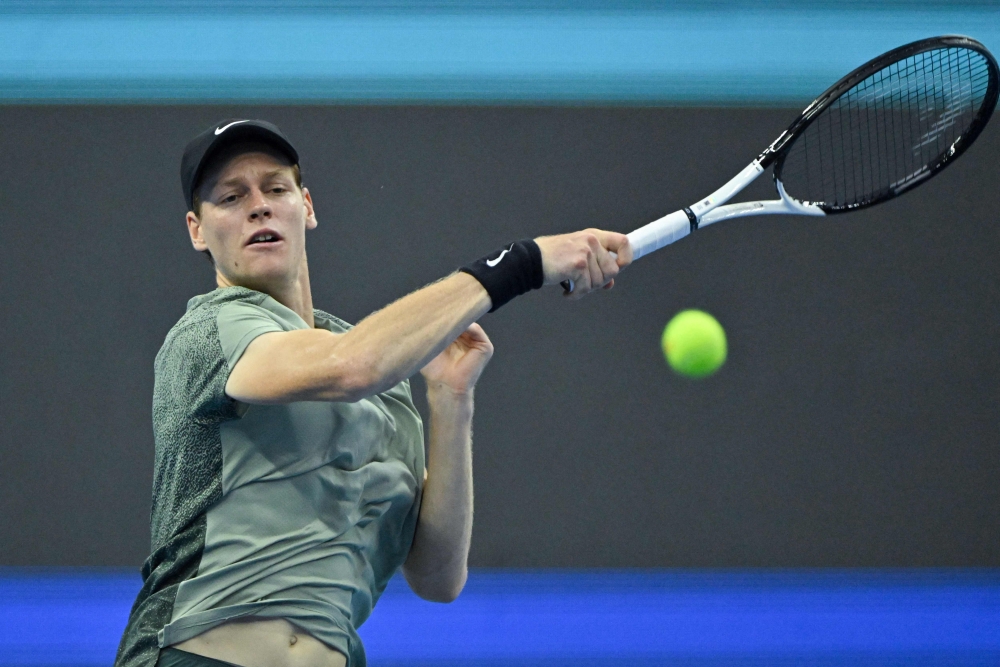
[331,272,490,399]
[227,229,631,405]
[403,387,474,602]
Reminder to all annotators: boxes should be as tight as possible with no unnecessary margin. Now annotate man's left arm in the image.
[402,323,491,602]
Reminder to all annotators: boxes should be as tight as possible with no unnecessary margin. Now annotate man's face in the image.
[186,151,316,291]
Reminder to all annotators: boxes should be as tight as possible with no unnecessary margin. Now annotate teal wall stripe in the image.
[0,5,997,103]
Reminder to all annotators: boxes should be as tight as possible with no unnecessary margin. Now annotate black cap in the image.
[180,119,300,211]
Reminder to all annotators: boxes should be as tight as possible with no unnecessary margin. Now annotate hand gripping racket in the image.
[563,35,998,292]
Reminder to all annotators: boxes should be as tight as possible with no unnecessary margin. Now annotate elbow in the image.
[325,355,381,402]
[404,566,468,603]
[424,575,467,604]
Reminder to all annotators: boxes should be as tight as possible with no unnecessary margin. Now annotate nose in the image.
[248,188,272,221]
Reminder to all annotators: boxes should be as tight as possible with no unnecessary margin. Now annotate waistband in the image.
[156,648,242,667]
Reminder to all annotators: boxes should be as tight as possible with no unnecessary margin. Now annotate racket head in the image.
[762,35,999,213]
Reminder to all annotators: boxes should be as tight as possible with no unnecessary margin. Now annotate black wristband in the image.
[459,239,544,312]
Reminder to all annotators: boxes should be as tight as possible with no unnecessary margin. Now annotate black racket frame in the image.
[759,35,998,214]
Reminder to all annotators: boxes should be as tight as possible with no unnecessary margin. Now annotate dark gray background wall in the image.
[1,105,997,568]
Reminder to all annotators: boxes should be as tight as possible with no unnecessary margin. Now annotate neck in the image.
[216,254,316,328]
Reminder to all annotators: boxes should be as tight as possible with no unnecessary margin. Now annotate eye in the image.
[221,194,239,204]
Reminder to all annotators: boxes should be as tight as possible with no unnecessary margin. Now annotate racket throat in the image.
[774,178,825,216]
[688,160,765,223]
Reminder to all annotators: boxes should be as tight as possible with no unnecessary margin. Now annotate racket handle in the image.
[628,208,692,261]
[560,209,691,293]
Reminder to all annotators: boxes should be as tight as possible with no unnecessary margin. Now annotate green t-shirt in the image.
[115,287,425,667]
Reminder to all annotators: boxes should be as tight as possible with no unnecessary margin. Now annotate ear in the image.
[302,187,318,230]
[186,211,209,252]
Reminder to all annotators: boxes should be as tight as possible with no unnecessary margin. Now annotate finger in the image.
[590,229,630,260]
[602,278,615,290]
[614,236,633,267]
[564,240,594,298]
[464,323,492,346]
[595,243,620,286]
[586,249,605,295]
[566,263,592,299]
[576,232,605,293]
[585,233,619,290]
[459,324,494,359]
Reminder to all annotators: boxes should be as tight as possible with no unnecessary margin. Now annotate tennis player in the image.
[114,119,631,667]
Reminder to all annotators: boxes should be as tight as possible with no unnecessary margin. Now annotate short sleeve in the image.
[217,302,286,372]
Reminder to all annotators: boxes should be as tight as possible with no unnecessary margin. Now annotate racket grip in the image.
[560,209,691,293]
[627,209,692,261]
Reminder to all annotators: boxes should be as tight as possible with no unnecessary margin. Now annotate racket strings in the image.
[780,47,994,209]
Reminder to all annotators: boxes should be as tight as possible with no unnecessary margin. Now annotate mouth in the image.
[245,229,284,247]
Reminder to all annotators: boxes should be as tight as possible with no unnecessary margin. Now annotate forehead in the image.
[207,151,295,186]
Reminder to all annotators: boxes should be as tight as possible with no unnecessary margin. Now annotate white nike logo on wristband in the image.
[486,244,515,267]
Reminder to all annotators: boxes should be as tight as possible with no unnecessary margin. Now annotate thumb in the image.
[594,230,633,267]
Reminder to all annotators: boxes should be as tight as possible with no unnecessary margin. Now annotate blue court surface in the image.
[1,569,998,666]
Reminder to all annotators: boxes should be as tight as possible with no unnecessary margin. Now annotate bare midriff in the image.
[173,618,347,667]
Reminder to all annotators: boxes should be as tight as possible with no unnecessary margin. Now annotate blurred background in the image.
[1,1,998,665]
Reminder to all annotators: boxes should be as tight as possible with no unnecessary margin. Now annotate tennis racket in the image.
[563,35,998,292]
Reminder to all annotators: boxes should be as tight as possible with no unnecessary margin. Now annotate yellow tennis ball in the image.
[662,310,727,378]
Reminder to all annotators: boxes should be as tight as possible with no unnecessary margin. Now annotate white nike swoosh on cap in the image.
[215,120,249,135]
[486,244,515,267]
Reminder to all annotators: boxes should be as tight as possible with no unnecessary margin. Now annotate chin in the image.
[226,259,297,291]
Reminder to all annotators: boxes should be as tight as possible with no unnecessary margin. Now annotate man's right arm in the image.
[225,229,632,404]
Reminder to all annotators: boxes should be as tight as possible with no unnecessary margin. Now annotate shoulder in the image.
[155,287,269,369]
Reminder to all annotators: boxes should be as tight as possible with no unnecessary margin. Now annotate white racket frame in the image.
[626,159,824,262]
[563,158,824,291]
